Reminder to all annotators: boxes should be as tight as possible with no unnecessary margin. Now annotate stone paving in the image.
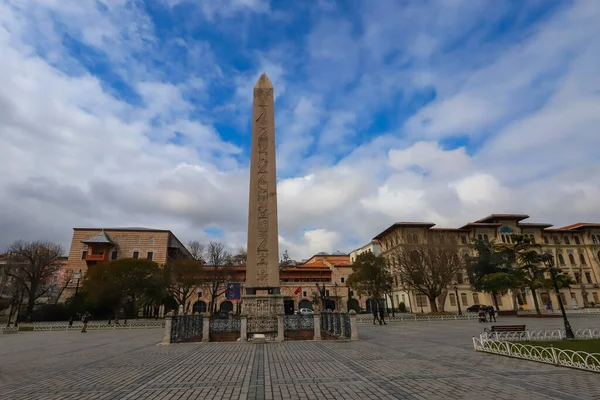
[1,315,599,399]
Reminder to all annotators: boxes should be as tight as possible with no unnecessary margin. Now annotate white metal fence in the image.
[480,328,600,342]
[356,314,478,323]
[472,337,600,373]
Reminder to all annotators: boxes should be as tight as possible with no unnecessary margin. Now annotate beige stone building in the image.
[63,227,191,299]
[349,240,381,263]
[372,214,600,313]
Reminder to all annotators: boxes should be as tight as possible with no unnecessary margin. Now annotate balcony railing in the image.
[85,252,107,261]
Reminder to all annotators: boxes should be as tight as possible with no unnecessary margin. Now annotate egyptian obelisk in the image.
[245,73,281,295]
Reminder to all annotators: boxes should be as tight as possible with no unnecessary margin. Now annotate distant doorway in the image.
[219,301,233,314]
[347,299,360,312]
[284,299,295,315]
[299,299,313,311]
[324,299,336,311]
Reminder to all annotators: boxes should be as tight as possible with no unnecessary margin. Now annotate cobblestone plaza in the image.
[1,316,599,399]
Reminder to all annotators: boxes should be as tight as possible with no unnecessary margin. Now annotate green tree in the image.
[346,252,392,308]
[81,258,161,323]
[467,238,523,310]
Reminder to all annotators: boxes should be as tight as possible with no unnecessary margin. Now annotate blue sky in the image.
[1,0,599,259]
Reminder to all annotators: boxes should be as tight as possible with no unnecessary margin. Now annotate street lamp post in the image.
[453,283,462,316]
[543,253,575,339]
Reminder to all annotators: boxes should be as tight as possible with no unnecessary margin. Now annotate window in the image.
[593,293,599,303]
[593,235,598,244]
[564,237,570,245]
[543,236,549,244]
[149,237,155,245]
[461,293,468,306]
[413,234,418,244]
[579,254,586,264]
[449,294,456,306]
[402,294,406,303]
[473,293,480,304]
[553,236,560,244]
[325,290,330,297]
[585,272,592,284]
[568,254,576,265]
[483,234,489,243]
[598,250,600,261]
[501,235,506,243]
[530,234,536,244]
[574,272,581,283]
[111,250,117,260]
[506,235,512,244]
[558,254,565,265]
[303,291,307,297]
[135,237,140,245]
[571,292,577,300]
[341,277,345,283]
[574,236,580,245]
[147,251,153,260]
[477,234,483,240]
[81,250,87,260]
[456,273,464,284]
[133,251,139,259]
[197,291,203,298]
[461,236,467,245]
[416,295,427,307]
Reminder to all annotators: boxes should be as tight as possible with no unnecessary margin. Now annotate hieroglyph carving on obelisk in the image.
[246,73,280,292]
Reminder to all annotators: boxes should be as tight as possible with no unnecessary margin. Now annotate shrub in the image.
[399,302,407,312]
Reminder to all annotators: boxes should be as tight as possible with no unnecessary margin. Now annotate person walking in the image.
[378,304,387,325]
[487,306,497,323]
[372,303,379,325]
[81,312,90,333]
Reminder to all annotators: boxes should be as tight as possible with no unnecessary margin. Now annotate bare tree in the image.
[4,240,65,321]
[228,246,247,266]
[165,258,203,314]
[203,241,234,315]
[52,269,74,305]
[187,241,205,262]
[395,241,466,313]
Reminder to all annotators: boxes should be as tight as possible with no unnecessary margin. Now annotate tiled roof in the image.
[81,230,113,244]
[476,214,529,223]
[75,227,169,232]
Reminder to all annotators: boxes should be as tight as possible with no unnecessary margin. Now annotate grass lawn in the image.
[517,339,600,353]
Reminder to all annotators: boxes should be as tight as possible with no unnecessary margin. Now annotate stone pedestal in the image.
[276,314,284,342]
[242,294,284,316]
[349,310,359,341]
[240,315,247,341]
[202,314,210,343]
[313,312,321,341]
[161,312,173,345]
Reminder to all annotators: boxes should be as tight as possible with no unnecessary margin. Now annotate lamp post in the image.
[543,253,574,339]
[453,283,462,316]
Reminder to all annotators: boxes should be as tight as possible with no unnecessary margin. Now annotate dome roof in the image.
[332,251,346,255]
[316,252,329,256]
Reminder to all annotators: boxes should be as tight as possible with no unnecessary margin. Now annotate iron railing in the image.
[209,316,241,332]
[170,314,203,343]
[283,315,314,331]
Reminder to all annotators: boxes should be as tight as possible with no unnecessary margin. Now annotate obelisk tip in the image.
[254,72,273,88]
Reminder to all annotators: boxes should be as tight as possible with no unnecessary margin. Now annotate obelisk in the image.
[245,73,281,295]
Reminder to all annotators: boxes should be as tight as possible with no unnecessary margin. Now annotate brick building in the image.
[63,227,191,299]
[372,214,600,313]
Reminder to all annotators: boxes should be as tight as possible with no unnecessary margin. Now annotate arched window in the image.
[483,234,489,243]
[579,253,586,264]
[568,254,576,265]
[558,254,565,265]
[564,237,570,245]
[413,234,418,244]
[135,237,140,245]
[478,234,483,240]
[192,301,207,314]
[149,237,155,245]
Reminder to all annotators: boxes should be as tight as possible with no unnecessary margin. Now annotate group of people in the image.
[478,305,497,323]
[372,304,387,325]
